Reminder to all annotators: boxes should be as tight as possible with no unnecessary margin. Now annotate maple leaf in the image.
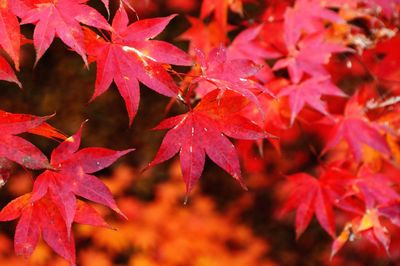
[18,0,111,65]
[278,77,346,126]
[227,25,277,83]
[179,16,227,54]
[336,165,400,212]
[331,206,390,258]
[228,24,281,61]
[0,110,53,170]
[274,32,349,84]
[85,5,192,124]
[0,192,109,265]
[194,46,272,112]
[357,209,391,253]
[0,193,76,265]
[148,89,270,194]
[280,169,353,238]
[332,208,391,257]
[322,96,391,161]
[0,2,20,70]
[352,173,400,209]
[200,0,243,33]
[30,123,133,233]
[332,168,400,258]
[284,0,343,46]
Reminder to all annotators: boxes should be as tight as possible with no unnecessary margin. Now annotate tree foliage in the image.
[0,0,400,265]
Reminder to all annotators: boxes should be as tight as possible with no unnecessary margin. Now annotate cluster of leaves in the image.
[0,0,400,264]
[0,164,274,266]
[0,112,133,264]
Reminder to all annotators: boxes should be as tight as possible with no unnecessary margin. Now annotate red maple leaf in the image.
[284,0,343,46]
[322,95,391,161]
[280,168,353,238]
[274,33,349,84]
[0,193,109,265]
[278,77,346,126]
[332,207,393,258]
[200,0,243,33]
[17,0,111,65]
[352,170,400,209]
[148,90,270,194]
[0,193,75,264]
[30,123,133,233]
[228,24,281,62]
[357,209,391,254]
[85,5,192,124]
[179,16,227,54]
[332,164,400,256]
[227,25,277,83]
[336,165,400,212]
[194,46,272,112]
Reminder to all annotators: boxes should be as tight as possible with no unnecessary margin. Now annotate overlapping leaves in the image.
[0,123,132,265]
